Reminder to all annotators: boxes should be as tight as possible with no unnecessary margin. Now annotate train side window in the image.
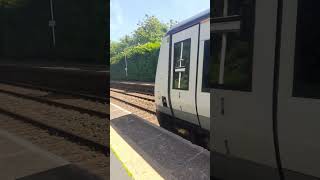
[211,0,254,91]
[173,39,191,90]
[210,31,253,91]
[292,0,320,99]
[224,31,253,90]
[202,40,211,92]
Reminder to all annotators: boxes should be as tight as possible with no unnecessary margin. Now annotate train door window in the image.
[211,0,255,91]
[210,33,222,88]
[202,40,212,92]
[292,0,320,99]
[173,39,191,90]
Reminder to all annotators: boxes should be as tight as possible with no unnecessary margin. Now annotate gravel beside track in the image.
[0,64,109,179]
[0,92,109,146]
[110,91,155,112]
[110,92,158,126]
[110,88,154,102]
[0,83,108,115]
[0,114,109,179]
[0,80,107,103]
[110,82,154,95]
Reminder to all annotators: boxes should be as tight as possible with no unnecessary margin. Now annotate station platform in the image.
[0,60,107,71]
[0,129,103,180]
[0,63,108,73]
[110,103,210,180]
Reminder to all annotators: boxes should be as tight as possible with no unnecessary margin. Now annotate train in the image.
[157,0,320,179]
[154,9,210,148]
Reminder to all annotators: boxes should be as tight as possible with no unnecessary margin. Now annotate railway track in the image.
[110,87,154,97]
[0,65,109,178]
[110,88,154,102]
[0,80,107,103]
[111,95,155,115]
[0,113,109,179]
[110,82,154,96]
[110,84,210,150]
[110,82,156,116]
[0,107,108,155]
[0,83,109,151]
[110,88,158,127]
[0,84,109,178]
[0,88,108,118]
[110,91,155,115]
[110,82,157,125]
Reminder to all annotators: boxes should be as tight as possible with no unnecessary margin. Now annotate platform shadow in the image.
[111,113,210,180]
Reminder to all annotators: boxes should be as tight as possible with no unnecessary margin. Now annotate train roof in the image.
[166,9,210,36]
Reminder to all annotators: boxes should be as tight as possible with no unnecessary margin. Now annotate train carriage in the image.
[155,9,210,147]
[156,0,320,179]
[211,0,320,179]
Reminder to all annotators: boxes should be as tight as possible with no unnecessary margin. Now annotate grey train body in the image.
[156,1,320,179]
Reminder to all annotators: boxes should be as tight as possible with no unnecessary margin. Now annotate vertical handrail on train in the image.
[167,34,175,117]
[273,0,284,179]
[195,23,202,127]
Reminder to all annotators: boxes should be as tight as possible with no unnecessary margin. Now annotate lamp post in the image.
[124,53,128,77]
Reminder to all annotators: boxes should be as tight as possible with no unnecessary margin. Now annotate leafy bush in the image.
[0,0,107,64]
[110,42,160,82]
[110,15,177,82]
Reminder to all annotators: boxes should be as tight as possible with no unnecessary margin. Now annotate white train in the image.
[157,0,320,179]
[211,0,320,180]
[155,9,210,147]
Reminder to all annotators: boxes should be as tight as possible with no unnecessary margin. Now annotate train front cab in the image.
[155,10,210,147]
[211,0,320,180]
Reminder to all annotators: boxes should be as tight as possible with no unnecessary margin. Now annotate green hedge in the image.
[110,42,160,82]
[1,0,107,64]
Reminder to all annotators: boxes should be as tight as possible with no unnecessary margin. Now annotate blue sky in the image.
[110,0,210,41]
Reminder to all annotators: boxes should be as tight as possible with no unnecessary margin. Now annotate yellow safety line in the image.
[111,147,133,178]
[110,126,164,180]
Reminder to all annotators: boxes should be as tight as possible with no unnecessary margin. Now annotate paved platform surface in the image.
[110,151,132,180]
[110,103,210,180]
[0,129,103,180]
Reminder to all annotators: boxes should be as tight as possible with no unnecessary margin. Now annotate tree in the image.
[131,15,168,45]
[167,19,178,29]
[110,35,133,58]
[110,15,174,59]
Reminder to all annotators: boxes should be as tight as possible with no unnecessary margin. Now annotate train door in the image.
[170,25,199,125]
[211,0,281,179]
[196,20,210,130]
[155,36,171,115]
[277,0,320,179]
